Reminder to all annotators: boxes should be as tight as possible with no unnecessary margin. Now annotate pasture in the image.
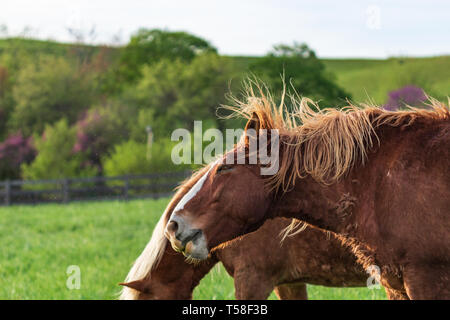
[0,199,386,300]
[323,56,450,103]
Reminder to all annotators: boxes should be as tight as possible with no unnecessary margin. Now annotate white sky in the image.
[0,0,449,58]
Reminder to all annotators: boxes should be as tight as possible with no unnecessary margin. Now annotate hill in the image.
[1,37,449,105]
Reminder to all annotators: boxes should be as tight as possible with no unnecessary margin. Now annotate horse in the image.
[164,87,450,299]
[120,164,407,300]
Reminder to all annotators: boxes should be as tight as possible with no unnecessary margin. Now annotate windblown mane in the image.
[224,82,449,239]
[225,82,450,192]
[119,165,210,299]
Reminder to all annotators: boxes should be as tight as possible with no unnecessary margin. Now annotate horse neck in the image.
[189,255,219,292]
[269,118,433,235]
[146,245,218,298]
[271,177,357,235]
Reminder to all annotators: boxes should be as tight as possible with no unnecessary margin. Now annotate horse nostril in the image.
[184,229,202,244]
[166,221,178,236]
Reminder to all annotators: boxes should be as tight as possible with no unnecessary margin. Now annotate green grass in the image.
[0,199,386,300]
[322,56,450,104]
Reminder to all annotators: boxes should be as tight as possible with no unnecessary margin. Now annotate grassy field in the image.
[322,56,450,104]
[0,199,386,300]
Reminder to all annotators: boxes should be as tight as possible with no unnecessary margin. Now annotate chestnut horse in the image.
[164,89,450,299]
[120,164,406,300]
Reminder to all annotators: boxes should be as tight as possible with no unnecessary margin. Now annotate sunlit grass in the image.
[0,199,386,300]
[323,56,450,104]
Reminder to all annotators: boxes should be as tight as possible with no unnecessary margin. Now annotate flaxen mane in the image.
[224,82,449,238]
[225,82,449,191]
[119,165,210,299]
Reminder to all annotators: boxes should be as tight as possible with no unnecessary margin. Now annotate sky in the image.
[1,0,449,58]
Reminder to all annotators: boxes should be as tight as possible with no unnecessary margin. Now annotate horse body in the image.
[214,219,370,299]
[164,89,449,299]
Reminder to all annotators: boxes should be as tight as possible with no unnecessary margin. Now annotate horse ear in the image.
[119,280,147,292]
[244,112,261,147]
[244,112,261,133]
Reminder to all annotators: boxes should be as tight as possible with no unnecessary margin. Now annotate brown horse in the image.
[120,164,406,300]
[164,88,450,299]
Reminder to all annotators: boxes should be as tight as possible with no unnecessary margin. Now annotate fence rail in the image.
[0,170,192,206]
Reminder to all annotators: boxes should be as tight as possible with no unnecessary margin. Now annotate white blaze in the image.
[173,160,219,214]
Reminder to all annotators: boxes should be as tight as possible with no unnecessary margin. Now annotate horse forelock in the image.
[119,164,213,300]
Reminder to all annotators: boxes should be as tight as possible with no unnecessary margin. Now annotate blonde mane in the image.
[224,82,450,192]
[224,82,449,239]
[119,165,210,299]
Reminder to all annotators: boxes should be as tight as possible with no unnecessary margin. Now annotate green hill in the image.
[226,55,450,104]
[323,57,450,103]
[0,38,120,67]
[1,37,449,105]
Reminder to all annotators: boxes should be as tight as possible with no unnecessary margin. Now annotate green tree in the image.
[74,102,133,173]
[124,52,236,137]
[9,55,96,136]
[21,119,95,180]
[114,28,217,85]
[0,66,14,140]
[250,42,350,108]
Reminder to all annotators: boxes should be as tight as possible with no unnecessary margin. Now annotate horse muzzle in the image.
[164,214,209,260]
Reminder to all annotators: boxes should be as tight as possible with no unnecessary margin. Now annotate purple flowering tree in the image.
[74,105,129,174]
[383,85,427,111]
[0,133,36,180]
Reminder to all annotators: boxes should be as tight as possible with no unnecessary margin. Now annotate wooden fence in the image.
[0,170,192,206]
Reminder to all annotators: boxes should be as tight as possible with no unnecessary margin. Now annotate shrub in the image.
[0,133,36,180]
[102,139,187,177]
[21,119,95,181]
[74,103,131,173]
[383,85,427,111]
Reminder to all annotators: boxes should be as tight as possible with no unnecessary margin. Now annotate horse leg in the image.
[384,288,409,300]
[274,283,308,300]
[234,269,274,300]
[403,263,450,299]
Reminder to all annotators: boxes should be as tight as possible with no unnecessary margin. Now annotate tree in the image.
[9,55,97,136]
[115,28,217,85]
[383,85,427,111]
[74,102,131,173]
[0,66,14,140]
[21,119,95,180]
[124,52,235,137]
[249,42,350,108]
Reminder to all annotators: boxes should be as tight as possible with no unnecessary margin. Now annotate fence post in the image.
[4,180,10,206]
[124,176,129,200]
[63,179,70,203]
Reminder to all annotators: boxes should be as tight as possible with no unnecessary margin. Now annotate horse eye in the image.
[216,164,234,174]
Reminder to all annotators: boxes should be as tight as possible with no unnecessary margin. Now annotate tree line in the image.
[0,29,351,181]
